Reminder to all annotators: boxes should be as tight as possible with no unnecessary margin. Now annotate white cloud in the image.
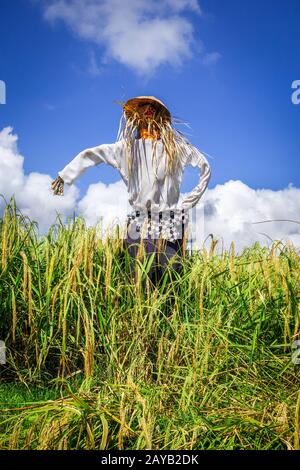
[202,51,221,66]
[0,126,79,235]
[77,179,129,236]
[0,126,130,237]
[195,180,300,254]
[87,50,103,76]
[164,0,201,13]
[42,0,208,75]
[1,126,300,254]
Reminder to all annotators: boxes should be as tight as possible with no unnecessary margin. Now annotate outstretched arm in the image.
[51,141,124,195]
[181,148,211,210]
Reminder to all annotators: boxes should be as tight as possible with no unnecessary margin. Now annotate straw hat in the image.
[123,96,171,121]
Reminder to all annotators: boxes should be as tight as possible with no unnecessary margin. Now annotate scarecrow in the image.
[51,96,211,287]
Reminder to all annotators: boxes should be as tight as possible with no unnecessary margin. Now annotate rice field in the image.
[0,195,299,450]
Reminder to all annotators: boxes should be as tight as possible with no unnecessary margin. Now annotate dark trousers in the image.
[122,226,185,288]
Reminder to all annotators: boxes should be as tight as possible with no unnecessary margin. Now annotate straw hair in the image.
[114,96,202,179]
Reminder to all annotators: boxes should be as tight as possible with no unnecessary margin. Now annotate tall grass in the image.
[0,194,299,450]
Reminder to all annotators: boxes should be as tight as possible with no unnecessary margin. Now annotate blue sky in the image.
[0,0,300,252]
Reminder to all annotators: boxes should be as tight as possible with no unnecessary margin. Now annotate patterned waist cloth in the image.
[126,209,189,242]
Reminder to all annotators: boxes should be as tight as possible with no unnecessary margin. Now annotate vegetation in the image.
[0,195,299,450]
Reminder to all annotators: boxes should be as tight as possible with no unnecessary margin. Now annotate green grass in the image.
[0,194,299,450]
[0,382,60,407]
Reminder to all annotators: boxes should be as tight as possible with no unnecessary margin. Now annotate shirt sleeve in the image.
[180,147,211,210]
[57,140,124,185]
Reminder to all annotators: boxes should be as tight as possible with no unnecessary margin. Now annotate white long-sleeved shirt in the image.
[58,138,211,215]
